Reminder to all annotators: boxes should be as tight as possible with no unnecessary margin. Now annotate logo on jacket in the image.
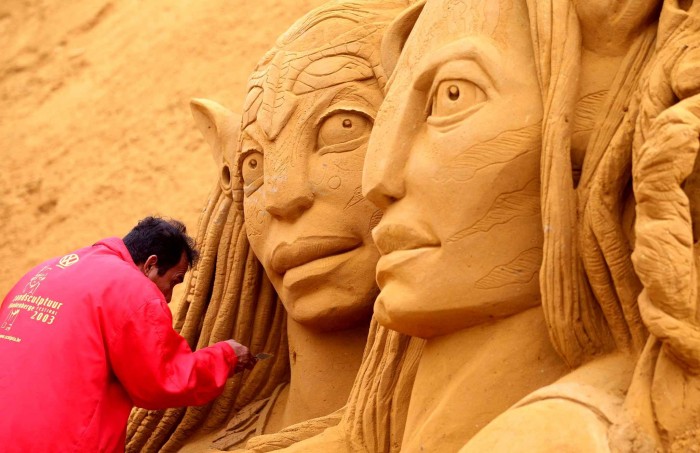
[57,254,79,269]
[1,309,20,331]
[21,266,52,296]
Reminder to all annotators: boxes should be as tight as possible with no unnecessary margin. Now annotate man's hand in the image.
[225,340,257,374]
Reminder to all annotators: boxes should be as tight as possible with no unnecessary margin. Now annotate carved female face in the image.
[238,28,383,331]
[363,0,544,338]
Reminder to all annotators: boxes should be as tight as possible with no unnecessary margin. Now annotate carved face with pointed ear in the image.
[363,0,544,338]
[206,4,405,332]
[191,98,241,198]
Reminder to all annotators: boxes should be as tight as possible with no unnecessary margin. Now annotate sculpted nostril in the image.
[364,184,399,210]
[265,193,314,220]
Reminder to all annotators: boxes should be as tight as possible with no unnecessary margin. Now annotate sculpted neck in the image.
[264,317,369,433]
[402,305,569,453]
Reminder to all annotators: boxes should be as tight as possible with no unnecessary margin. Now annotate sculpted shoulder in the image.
[460,398,611,453]
[461,353,637,453]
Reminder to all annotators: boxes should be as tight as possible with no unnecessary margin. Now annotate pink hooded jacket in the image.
[0,237,237,452]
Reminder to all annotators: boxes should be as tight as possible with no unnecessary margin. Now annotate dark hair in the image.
[123,216,199,275]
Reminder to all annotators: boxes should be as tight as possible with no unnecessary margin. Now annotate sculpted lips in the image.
[372,223,440,255]
[271,236,361,274]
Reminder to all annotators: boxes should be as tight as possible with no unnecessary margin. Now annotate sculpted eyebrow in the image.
[293,55,375,94]
[240,127,267,148]
[413,38,501,92]
[328,86,376,107]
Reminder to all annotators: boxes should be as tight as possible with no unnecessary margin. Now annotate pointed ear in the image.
[381,1,425,81]
[190,98,240,167]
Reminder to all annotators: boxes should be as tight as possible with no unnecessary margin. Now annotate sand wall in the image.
[1,0,326,300]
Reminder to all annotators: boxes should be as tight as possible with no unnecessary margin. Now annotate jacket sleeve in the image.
[106,297,238,410]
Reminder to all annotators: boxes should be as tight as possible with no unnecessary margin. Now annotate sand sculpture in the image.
[227,0,700,452]
[124,0,700,451]
[125,2,409,452]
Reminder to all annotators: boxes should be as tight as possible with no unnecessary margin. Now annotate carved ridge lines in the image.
[345,186,365,210]
[573,90,608,134]
[247,46,379,139]
[368,209,383,233]
[446,178,539,242]
[438,122,541,182]
[293,55,375,95]
[474,247,542,290]
[279,7,374,44]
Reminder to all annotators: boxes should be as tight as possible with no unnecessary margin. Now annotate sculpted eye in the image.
[317,111,372,154]
[429,80,486,119]
[240,151,264,189]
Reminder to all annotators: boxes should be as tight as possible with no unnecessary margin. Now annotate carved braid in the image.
[578,28,656,356]
[527,0,613,367]
[126,186,288,452]
[632,3,700,373]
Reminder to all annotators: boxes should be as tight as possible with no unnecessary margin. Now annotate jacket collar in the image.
[93,237,137,267]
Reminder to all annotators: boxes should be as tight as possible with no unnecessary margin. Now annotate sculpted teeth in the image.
[271,236,360,274]
[372,223,440,255]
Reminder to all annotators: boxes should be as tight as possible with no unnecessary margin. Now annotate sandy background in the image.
[1,0,327,301]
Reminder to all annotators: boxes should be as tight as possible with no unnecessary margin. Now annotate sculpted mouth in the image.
[372,223,440,255]
[271,236,362,274]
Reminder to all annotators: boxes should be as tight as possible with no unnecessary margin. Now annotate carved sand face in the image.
[364,0,544,338]
[238,29,383,331]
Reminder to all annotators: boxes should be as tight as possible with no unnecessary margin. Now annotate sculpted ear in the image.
[190,98,241,168]
[381,0,425,80]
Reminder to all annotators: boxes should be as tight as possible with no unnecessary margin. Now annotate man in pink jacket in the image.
[0,216,255,452]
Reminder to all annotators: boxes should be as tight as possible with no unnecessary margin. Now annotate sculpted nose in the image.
[265,191,314,219]
[264,165,314,220]
[363,94,410,210]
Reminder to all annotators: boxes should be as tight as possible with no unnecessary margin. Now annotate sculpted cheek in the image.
[474,247,542,290]
[344,186,365,209]
[328,175,342,189]
[332,152,365,172]
[434,123,542,183]
[309,163,327,187]
[256,209,266,224]
[446,178,540,243]
[243,194,267,238]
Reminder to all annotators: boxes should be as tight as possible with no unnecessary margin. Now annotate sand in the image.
[0,0,326,301]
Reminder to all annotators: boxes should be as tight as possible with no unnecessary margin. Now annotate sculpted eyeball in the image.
[430,79,486,118]
[317,111,372,154]
[240,151,264,193]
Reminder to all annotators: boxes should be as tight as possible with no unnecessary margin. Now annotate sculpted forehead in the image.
[400,0,517,70]
[277,14,365,51]
[242,49,377,139]
[241,8,389,140]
